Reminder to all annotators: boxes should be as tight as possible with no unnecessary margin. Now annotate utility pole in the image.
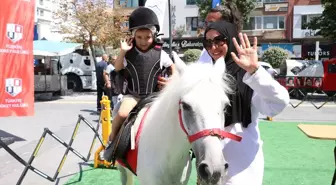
[168,0,172,57]
[315,41,320,61]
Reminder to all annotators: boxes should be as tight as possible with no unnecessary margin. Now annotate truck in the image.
[57,49,96,92]
[33,40,97,94]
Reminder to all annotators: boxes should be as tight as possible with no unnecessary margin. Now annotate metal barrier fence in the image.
[0,115,104,185]
[288,88,336,109]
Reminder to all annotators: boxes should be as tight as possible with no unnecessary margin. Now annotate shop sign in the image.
[161,38,203,50]
[265,3,288,12]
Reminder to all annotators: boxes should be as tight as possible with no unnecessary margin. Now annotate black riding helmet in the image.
[128,7,160,32]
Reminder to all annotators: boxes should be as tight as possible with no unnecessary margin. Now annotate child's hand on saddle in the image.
[105,82,111,88]
[157,76,170,90]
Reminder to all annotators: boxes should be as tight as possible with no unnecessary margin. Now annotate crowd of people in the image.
[95,53,123,113]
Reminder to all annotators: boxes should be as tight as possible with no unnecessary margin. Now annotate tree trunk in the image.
[89,34,97,68]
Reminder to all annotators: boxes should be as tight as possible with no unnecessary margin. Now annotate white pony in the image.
[115,52,242,185]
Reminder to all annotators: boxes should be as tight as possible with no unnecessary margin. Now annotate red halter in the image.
[178,101,242,143]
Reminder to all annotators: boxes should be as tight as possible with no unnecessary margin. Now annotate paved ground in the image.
[0,94,101,185]
[0,93,335,185]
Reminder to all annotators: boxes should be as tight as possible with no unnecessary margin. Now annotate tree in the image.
[261,47,288,68]
[174,25,186,38]
[184,49,202,63]
[306,0,336,40]
[55,0,127,65]
[196,0,256,25]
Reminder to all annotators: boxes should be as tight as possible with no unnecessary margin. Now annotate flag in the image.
[0,0,35,117]
[212,0,221,8]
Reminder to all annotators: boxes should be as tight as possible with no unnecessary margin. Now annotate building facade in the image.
[117,0,335,59]
[292,0,335,60]
[242,0,303,59]
[161,0,200,38]
[117,0,201,38]
[34,0,62,41]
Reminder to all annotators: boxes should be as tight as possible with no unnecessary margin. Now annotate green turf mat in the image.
[64,121,335,185]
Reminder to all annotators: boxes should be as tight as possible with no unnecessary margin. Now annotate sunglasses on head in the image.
[203,35,227,49]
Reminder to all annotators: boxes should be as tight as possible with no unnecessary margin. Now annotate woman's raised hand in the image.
[231,33,259,74]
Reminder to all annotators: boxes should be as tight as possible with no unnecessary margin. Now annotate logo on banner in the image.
[5,78,23,97]
[0,23,29,55]
[6,24,23,43]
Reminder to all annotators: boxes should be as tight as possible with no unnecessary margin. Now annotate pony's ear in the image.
[172,51,187,75]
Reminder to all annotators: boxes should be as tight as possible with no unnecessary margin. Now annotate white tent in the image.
[33,40,83,56]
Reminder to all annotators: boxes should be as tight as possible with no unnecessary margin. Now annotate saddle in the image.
[104,93,159,169]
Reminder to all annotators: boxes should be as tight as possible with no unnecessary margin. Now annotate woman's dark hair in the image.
[209,1,243,32]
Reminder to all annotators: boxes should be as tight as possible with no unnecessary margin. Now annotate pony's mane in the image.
[159,62,233,105]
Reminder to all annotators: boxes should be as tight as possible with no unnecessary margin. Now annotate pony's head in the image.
[162,52,241,184]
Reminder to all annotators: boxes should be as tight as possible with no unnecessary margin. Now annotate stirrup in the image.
[103,141,115,162]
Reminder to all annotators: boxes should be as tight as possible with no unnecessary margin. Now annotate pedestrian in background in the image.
[104,54,123,110]
[95,54,109,113]
[197,2,242,64]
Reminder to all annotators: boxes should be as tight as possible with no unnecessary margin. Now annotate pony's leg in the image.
[118,165,134,185]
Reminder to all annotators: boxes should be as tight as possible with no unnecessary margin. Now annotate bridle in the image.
[178,101,242,143]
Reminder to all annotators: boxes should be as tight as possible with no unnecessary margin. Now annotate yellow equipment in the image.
[94,95,114,168]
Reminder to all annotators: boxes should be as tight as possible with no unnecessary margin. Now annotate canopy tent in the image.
[33,50,58,57]
[33,40,83,56]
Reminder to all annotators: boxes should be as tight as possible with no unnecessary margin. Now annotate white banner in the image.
[145,0,168,37]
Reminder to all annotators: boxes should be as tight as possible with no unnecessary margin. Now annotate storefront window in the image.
[120,0,138,7]
[279,16,285,29]
[186,17,203,32]
[256,17,262,29]
[186,0,196,5]
[301,14,321,29]
[243,17,255,30]
[244,16,284,30]
[243,16,262,30]
[263,16,278,29]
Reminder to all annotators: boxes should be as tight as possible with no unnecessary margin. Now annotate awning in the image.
[33,50,58,56]
[33,40,83,56]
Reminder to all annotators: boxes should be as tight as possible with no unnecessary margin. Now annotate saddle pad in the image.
[130,106,148,148]
[104,94,158,171]
[117,106,150,174]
